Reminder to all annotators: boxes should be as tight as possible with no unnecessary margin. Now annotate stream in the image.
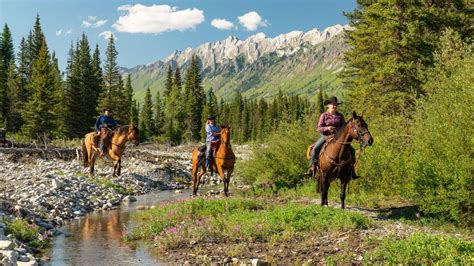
[45,190,189,266]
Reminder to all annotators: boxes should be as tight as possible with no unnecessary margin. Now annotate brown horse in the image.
[307,111,373,209]
[82,125,139,176]
[191,126,236,196]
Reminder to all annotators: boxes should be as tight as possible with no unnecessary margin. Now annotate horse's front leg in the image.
[321,176,330,206]
[113,160,118,177]
[117,159,122,176]
[90,151,96,176]
[340,179,348,209]
[225,167,234,197]
[216,165,227,197]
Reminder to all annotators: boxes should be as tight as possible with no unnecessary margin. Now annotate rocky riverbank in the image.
[0,143,208,265]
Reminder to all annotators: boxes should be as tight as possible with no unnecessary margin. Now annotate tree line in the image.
[0,14,330,144]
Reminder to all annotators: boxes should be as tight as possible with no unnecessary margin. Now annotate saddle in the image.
[198,140,221,165]
[100,127,115,150]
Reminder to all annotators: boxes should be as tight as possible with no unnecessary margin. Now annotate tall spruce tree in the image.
[154,91,164,135]
[124,74,134,124]
[0,24,15,124]
[164,66,173,98]
[22,40,57,139]
[130,99,139,126]
[184,55,204,141]
[5,60,22,131]
[343,0,472,116]
[98,34,122,120]
[138,88,155,140]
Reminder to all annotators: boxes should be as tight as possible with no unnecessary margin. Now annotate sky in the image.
[0,0,356,70]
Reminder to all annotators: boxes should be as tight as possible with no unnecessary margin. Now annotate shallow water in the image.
[45,190,189,266]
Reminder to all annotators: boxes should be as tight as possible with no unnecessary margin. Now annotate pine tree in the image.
[91,44,103,107]
[154,91,164,135]
[22,40,57,139]
[184,56,204,141]
[50,52,65,137]
[5,60,22,131]
[124,74,133,124]
[130,99,139,126]
[343,0,472,116]
[0,24,15,124]
[138,88,155,140]
[164,66,173,98]
[97,34,122,118]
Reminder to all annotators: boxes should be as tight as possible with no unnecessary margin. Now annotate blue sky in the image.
[0,0,356,70]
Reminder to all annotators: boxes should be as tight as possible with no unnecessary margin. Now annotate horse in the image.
[191,126,236,196]
[82,124,139,177]
[307,111,373,209]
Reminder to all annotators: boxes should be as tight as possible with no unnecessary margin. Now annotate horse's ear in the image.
[352,111,357,118]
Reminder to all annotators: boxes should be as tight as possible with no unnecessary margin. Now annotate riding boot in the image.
[305,161,317,177]
[351,165,359,180]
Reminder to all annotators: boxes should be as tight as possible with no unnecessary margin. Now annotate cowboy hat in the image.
[323,96,342,106]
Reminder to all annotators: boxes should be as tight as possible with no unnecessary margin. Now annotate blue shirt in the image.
[95,115,117,132]
[206,124,221,142]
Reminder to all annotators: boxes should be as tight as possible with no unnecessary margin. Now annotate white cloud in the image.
[211,18,234,30]
[112,4,205,34]
[56,29,73,36]
[82,16,108,28]
[99,31,118,40]
[238,11,267,31]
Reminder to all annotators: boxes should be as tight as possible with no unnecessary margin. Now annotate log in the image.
[0,147,79,160]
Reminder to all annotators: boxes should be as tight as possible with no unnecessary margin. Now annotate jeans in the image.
[310,135,356,165]
[205,141,212,166]
[310,135,326,165]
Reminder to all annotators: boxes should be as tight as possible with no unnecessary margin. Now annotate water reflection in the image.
[46,190,188,266]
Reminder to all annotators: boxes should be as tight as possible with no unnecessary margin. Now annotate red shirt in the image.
[317,112,345,135]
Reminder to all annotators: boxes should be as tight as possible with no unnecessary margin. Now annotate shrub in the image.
[365,233,474,264]
[238,122,313,189]
[408,32,473,225]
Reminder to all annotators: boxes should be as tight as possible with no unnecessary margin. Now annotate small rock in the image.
[122,196,137,203]
[73,211,82,216]
[175,190,182,194]
[18,255,30,262]
[0,240,15,250]
[52,179,63,189]
[251,258,269,266]
[232,258,239,264]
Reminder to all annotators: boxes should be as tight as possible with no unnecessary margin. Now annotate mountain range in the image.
[121,24,351,102]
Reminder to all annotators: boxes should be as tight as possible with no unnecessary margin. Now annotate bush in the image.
[409,31,473,225]
[365,233,474,264]
[4,219,47,249]
[238,122,314,189]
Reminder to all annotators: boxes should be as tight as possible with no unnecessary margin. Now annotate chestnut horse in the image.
[307,111,373,208]
[82,125,139,176]
[191,126,235,196]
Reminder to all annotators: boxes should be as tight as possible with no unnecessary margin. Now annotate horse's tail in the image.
[82,139,89,168]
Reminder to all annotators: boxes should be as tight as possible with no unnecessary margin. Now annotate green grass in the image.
[3,219,48,249]
[89,177,134,195]
[125,198,372,250]
[364,233,474,264]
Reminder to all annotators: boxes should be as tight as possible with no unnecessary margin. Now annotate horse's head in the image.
[349,111,373,147]
[220,126,231,144]
[127,124,140,145]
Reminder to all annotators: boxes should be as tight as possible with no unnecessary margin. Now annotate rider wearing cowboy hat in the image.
[95,108,117,156]
[306,97,358,179]
[205,114,221,170]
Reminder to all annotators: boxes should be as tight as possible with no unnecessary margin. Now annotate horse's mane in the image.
[333,118,352,141]
[116,125,139,134]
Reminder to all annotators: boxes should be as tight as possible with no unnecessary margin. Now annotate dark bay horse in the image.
[82,125,139,176]
[191,126,235,196]
[308,111,373,208]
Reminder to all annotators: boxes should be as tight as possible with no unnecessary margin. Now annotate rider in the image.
[306,97,358,179]
[95,108,117,156]
[205,115,221,171]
